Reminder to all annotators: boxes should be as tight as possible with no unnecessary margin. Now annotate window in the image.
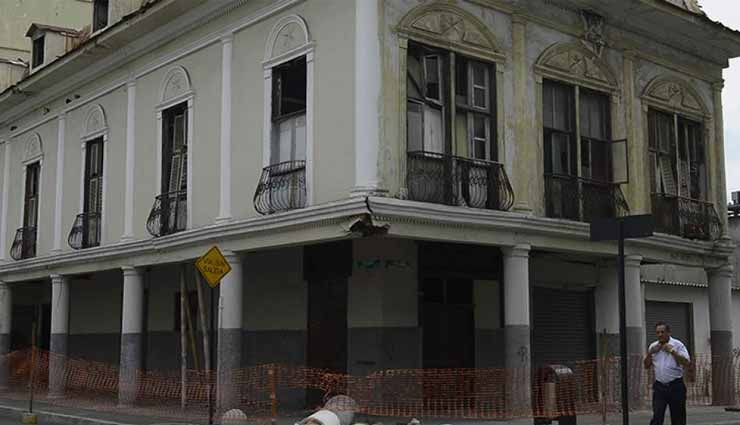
[32,36,44,68]
[24,162,40,231]
[406,42,496,159]
[271,56,306,164]
[159,102,187,234]
[648,109,706,200]
[93,0,109,32]
[83,138,104,247]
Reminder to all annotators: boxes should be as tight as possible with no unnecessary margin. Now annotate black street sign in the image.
[590,214,655,241]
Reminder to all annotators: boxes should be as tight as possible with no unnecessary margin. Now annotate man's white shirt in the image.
[648,336,690,384]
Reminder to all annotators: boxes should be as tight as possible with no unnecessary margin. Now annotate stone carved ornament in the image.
[645,78,704,114]
[265,15,310,62]
[543,46,610,85]
[400,4,498,52]
[580,9,606,58]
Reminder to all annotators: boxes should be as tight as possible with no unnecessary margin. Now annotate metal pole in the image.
[208,287,215,425]
[618,221,629,425]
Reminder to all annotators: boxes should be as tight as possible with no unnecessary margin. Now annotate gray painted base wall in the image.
[217,328,242,411]
[49,333,67,397]
[348,327,421,375]
[0,334,9,389]
[119,333,142,406]
[711,330,736,405]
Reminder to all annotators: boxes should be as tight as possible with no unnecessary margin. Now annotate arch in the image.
[264,14,311,63]
[23,133,42,164]
[535,42,618,92]
[641,75,709,118]
[82,104,107,139]
[397,2,500,59]
[160,65,193,105]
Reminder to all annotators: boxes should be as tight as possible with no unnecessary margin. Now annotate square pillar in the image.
[595,263,619,357]
[0,282,11,390]
[217,251,243,411]
[49,274,69,398]
[624,255,644,406]
[119,267,144,406]
[707,264,736,406]
[502,244,531,415]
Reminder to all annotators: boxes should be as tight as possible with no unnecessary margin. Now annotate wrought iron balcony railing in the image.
[146,190,187,237]
[545,174,629,222]
[254,160,307,215]
[68,212,102,250]
[10,226,36,260]
[652,193,721,241]
[406,151,515,211]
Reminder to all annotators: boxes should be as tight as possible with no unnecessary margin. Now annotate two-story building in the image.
[0,0,738,417]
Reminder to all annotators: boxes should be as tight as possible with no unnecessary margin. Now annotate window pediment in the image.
[642,76,708,118]
[397,3,501,61]
[82,104,107,140]
[23,133,42,164]
[536,42,617,92]
[160,66,192,106]
[264,15,311,64]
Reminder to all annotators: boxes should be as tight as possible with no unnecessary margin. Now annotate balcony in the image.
[146,190,187,237]
[254,160,307,215]
[68,212,101,250]
[544,174,629,222]
[652,194,721,241]
[406,151,515,211]
[10,226,36,260]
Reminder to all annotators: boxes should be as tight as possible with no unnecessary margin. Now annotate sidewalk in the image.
[0,399,738,425]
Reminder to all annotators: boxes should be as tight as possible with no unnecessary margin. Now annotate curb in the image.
[0,404,136,425]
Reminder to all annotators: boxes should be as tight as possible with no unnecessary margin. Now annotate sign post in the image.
[590,214,654,425]
[195,246,232,425]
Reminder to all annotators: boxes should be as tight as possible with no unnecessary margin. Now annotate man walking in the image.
[644,321,691,425]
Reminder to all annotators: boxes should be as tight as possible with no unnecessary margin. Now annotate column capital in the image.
[712,80,725,92]
[624,255,642,268]
[50,274,67,284]
[126,78,137,89]
[57,111,66,120]
[512,14,528,25]
[221,250,242,263]
[121,266,143,278]
[707,263,734,279]
[220,32,234,44]
[502,244,531,258]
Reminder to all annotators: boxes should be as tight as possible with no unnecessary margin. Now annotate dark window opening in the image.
[543,80,576,176]
[32,36,44,68]
[272,57,307,121]
[93,0,109,32]
[162,103,188,195]
[24,162,40,229]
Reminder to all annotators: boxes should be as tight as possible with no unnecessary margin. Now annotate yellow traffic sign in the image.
[195,246,232,288]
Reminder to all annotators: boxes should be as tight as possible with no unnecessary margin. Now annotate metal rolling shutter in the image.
[645,301,693,355]
[532,287,596,367]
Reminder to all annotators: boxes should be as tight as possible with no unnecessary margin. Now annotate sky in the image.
[699,1,740,201]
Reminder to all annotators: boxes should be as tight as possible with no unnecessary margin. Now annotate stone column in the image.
[118,267,144,406]
[707,264,735,405]
[595,263,619,357]
[625,255,644,405]
[217,252,243,411]
[352,0,383,196]
[0,282,11,389]
[122,78,136,241]
[49,274,69,398]
[512,15,533,213]
[712,82,729,240]
[217,33,234,224]
[503,244,531,415]
[52,113,66,252]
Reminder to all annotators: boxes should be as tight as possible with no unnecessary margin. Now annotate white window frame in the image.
[263,14,315,206]
[78,104,109,246]
[156,66,194,231]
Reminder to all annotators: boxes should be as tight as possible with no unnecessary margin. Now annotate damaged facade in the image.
[0,0,738,413]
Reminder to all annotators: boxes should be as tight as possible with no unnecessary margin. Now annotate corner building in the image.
[0,0,738,415]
